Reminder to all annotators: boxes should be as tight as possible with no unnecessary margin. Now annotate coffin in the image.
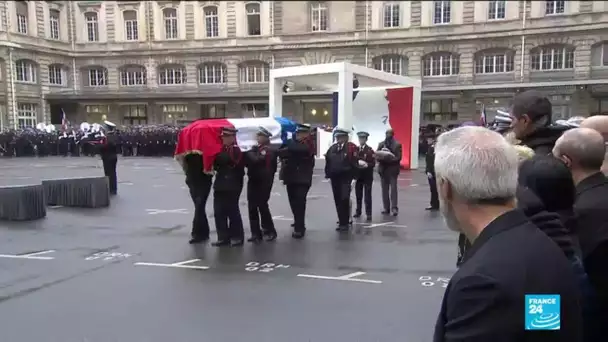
[0,184,47,221]
[42,177,110,208]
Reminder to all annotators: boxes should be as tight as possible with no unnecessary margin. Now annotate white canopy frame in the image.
[269,61,422,169]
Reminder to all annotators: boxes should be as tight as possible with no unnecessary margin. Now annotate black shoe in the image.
[335,225,350,232]
[263,233,277,242]
[211,240,231,247]
[391,209,398,217]
[292,231,305,239]
[353,212,362,218]
[365,215,372,222]
[381,210,390,215]
[291,223,295,227]
[247,236,263,243]
[230,239,244,247]
[188,236,209,244]
[425,206,439,211]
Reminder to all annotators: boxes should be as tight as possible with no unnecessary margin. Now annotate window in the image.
[373,55,405,75]
[15,60,36,83]
[163,104,188,123]
[203,6,219,38]
[122,105,147,125]
[48,65,64,85]
[16,2,28,34]
[159,66,187,85]
[474,52,514,74]
[241,103,268,118]
[88,68,108,86]
[201,104,226,119]
[422,99,458,122]
[591,98,608,116]
[433,1,451,24]
[120,66,147,86]
[17,103,37,128]
[592,43,608,67]
[246,3,261,36]
[530,46,574,70]
[85,105,108,122]
[85,12,99,42]
[545,1,565,15]
[199,63,226,84]
[488,1,506,20]
[162,104,188,113]
[311,2,328,32]
[423,53,459,76]
[239,63,269,83]
[163,8,178,39]
[49,9,60,39]
[124,10,139,41]
[383,2,400,28]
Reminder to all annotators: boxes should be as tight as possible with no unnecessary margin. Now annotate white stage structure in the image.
[269,61,422,169]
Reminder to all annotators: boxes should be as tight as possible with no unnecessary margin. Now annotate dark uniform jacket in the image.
[213,145,245,192]
[425,144,436,175]
[278,137,315,185]
[356,144,375,179]
[245,144,277,181]
[434,209,583,342]
[520,125,570,156]
[377,138,402,177]
[324,141,359,179]
[99,133,119,160]
[574,172,608,328]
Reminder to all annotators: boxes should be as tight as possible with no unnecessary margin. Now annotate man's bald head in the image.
[553,127,606,171]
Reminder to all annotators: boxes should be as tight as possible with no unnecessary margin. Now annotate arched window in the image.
[204,6,219,38]
[48,64,65,86]
[373,55,406,75]
[163,8,178,39]
[311,2,328,32]
[591,42,608,67]
[246,2,261,36]
[15,59,37,83]
[123,10,139,41]
[120,65,147,86]
[423,52,459,76]
[86,67,108,86]
[474,50,515,74]
[85,12,99,42]
[239,61,269,83]
[159,64,187,85]
[16,1,28,34]
[383,2,400,28]
[530,45,574,71]
[199,63,227,84]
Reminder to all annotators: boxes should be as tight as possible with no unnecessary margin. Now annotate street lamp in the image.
[0,41,23,130]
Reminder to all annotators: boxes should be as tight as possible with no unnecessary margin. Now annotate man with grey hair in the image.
[553,127,608,332]
[433,126,582,341]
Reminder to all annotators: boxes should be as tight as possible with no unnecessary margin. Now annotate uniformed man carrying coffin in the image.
[212,127,246,247]
[324,128,360,232]
[354,131,375,222]
[278,123,316,239]
[245,127,278,243]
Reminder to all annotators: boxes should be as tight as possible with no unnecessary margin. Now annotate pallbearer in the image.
[100,121,119,195]
[245,127,278,243]
[353,131,375,221]
[212,127,246,247]
[183,153,213,244]
[278,123,315,239]
[324,128,359,232]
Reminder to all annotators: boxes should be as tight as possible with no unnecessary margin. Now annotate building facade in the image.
[0,0,607,130]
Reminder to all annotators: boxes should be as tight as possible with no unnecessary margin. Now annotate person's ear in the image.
[559,155,572,169]
[437,177,452,201]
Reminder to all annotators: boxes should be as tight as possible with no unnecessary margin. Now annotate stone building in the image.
[0,0,607,129]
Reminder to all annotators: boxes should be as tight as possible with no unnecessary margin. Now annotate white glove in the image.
[426,172,433,179]
[357,160,368,168]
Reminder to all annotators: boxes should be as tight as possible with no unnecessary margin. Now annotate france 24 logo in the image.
[525,294,560,330]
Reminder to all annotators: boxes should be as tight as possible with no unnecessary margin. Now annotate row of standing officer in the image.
[184,123,316,247]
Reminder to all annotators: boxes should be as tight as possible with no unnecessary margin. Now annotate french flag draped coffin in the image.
[175,117,297,172]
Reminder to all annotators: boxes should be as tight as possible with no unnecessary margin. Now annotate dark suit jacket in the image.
[434,209,582,342]
[574,172,608,329]
[377,139,402,177]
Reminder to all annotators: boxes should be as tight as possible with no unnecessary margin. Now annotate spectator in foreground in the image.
[580,115,608,174]
[433,126,581,341]
[553,127,608,337]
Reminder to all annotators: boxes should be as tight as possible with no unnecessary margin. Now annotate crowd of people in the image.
[429,90,608,341]
[0,125,180,158]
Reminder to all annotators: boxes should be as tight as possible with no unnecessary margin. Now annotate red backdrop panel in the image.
[386,87,413,169]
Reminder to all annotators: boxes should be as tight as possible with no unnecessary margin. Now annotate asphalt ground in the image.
[0,157,457,342]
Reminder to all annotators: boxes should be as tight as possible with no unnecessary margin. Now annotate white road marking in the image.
[322,179,330,183]
[145,209,189,215]
[135,258,209,270]
[0,250,56,260]
[48,205,64,209]
[272,215,292,221]
[353,221,408,228]
[297,271,382,284]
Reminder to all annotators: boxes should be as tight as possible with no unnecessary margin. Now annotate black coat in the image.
[377,138,402,177]
[434,209,582,342]
[213,145,245,192]
[519,125,570,156]
[425,144,435,175]
[277,138,315,185]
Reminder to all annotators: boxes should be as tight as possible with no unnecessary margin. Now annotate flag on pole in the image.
[480,104,487,127]
[61,108,69,130]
